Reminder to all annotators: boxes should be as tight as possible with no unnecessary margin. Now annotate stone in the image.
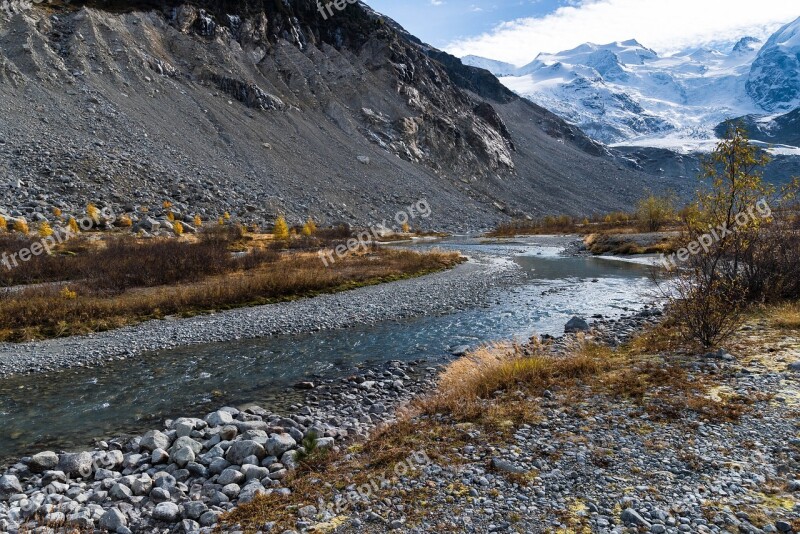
[99,508,127,532]
[315,437,335,450]
[205,410,234,427]
[242,464,270,481]
[225,440,265,465]
[175,421,194,438]
[181,519,200,533]
[170,436,203,455]
[149,487,171,503]
[217,467,245,486]
[29,451,59,473]
[621,508,651,527]
[131,474,152,496]
[450,345,470,356]
[0,474,22,496]
[58,452,94,478]
[564,316,590,333]
[265,434,296,458]
[151,448,169,464]
[171,446,195,468]
[199,510,220,527]
[490,458,525,474]
[787,362,800,371]
[184,501,208,520]
[153,501,181,522]
[109,482,133,501]
[221,483,241,498]
[140,430,171,452]
[294,381,315,389]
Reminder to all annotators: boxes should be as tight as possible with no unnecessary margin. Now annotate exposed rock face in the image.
[747,17,800,112]
[0,0,669,230]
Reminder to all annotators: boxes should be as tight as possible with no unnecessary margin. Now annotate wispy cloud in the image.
[445,0,799,65]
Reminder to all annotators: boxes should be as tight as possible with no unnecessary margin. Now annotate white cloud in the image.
[446,0,800,66]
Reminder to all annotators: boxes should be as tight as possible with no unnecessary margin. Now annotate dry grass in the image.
[0,246,462,341]
[768,302,800,330]
[418,343,608,425]
[584,233,678,256]
[486,213,682,238]
[420,335,758,426]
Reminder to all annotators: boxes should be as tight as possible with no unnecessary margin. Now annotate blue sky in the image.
[366,0,799,66]
[367,0,570,48]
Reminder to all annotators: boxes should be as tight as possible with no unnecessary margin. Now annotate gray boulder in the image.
[225,440,265,465]
[621,508,651,527]
[217,468,245,486]
[0,474,22,496]
[153,501,181,522]
[58,452,94,478]
[29,451,59,473]
[140,430,171,452]
[99,508,127,532]
[265,433,296,458]
[564,316,590,333]
[205,410,234,427]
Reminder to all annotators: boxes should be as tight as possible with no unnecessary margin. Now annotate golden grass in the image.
[584,233,679,255]
[418,343,608,424]
[768,302,800,330]
[0,248,463,342]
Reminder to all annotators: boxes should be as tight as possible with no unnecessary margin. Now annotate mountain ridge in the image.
[0,0,675,231]
[463,19,800,154]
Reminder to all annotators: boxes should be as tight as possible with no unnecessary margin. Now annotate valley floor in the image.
[224,307,800,534]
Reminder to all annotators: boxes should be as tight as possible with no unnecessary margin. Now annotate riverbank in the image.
[224,305,800,534]
[0,307,660,533]
[0,252,515,378]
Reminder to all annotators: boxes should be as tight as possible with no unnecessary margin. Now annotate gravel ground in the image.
[0,253,520,378]
[320,319,800,534]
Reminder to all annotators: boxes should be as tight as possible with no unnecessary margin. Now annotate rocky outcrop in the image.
[747,17,800,112]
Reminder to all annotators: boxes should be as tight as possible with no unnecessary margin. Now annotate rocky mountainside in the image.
[0,0,672,232]
[747,17,800,112]
[716,108,800,148]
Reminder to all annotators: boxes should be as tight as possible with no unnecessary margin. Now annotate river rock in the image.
[205,410,233,427]
[29,451,59,473]
[153,502,181,522]
[171,446,195,468]
[621,507,651,527]
[564,316,590,333]
[225,440,265,465]
[217,468,245,486]
[140,430,171,452]
[109,482,133,501]
[99,508,127,532]
[58,452,94,478]
[170,436,203,455]
[0,475,22,496]
[315,437,335,450]
[265,433,296,457]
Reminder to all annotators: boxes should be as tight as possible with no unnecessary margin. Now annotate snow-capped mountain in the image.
[747,18,800,112]
[462,17,800,152]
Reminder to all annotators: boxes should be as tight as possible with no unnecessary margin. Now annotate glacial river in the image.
[0,237,657,463]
